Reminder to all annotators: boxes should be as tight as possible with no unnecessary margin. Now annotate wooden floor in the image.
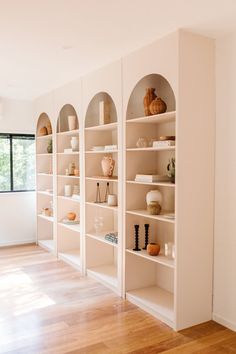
[0,245,236,354]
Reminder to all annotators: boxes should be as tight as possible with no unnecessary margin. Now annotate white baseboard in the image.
[0,239,36,247]
[213,313,236,332]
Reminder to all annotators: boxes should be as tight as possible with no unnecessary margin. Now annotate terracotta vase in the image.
[39,126,48,136]
[143,88,157,116]
[101,156,115,177]
[46,122,52,135]
[147,243,160,256]
[149,97,167,115]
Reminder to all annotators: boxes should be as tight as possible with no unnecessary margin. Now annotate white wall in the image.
[214,32,236,331]
[0,98,36,246]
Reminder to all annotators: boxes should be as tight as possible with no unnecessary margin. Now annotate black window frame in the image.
[0,133,35,193]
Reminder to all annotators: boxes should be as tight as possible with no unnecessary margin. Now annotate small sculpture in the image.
[133,224,141,251]
[95,182,102,203]
[167,158,175,183]
[47,139,52,153]
[143,224,150,250]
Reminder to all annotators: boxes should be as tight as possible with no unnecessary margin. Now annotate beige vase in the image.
[101,156,115,177]
[143,88,157,116]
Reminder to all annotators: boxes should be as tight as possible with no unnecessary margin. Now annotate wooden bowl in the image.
[147,243,160,256]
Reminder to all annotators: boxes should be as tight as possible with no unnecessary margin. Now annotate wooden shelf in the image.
[58,222,80,233]
[86,202,118,211]
[126,210,175,223]
[85,150,118,154]
[38,239,54,252]
[86,231,118,248]
[126,111,176,124]
[58,250,81,270]
[126,146,175,152]
[126,180,175,187]
[87,264,118,291]
[36,134,53,140]
[37,214,54,222]
[85,122,118,131]
[57,129,79,136]
[126,249,174,268]
[57,195,80,203]
[37,191,53,197]
[126,286,174,327]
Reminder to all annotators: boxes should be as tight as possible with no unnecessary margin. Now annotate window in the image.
[0,134,35,192]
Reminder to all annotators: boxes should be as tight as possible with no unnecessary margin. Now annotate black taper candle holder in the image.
[143,223,150,250]
[133,224,141,251]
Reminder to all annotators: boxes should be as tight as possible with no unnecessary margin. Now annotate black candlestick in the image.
[133,224,141,251]
[143,223,149,250]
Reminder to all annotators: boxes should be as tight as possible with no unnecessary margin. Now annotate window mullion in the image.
[10,135,13,191]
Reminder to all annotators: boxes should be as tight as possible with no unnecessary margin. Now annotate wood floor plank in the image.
[0,244,235,354]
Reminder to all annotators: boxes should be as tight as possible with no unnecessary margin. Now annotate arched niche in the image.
[36,112,52,136]
[85,92,117,128]
[57,104,79,133]
[126,74,176,120]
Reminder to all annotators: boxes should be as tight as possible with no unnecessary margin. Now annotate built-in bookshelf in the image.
[84,92,121,295]
[36,113,55,253]
[56,104,81,270]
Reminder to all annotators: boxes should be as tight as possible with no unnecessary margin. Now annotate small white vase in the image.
[68,115,77,131]
[64,185,72,197]
[107,194,117,206]
[71,136,79,151]
[146,189,162,206]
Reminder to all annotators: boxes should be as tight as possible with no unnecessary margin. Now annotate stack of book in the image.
[104,232,118,244]
[152,140,175,148]
[135,174,170,183]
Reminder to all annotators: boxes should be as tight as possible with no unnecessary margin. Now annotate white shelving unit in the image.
[34,31,215,331]
[124,74,176,329]
[56,104,81,270]
[84,91,122,295]
[36,113,55,254]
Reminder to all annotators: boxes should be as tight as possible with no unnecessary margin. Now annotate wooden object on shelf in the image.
[46,122,52,135]
[149,97,167,115]
[67,212,76,221]
[39,126,48,136]
[143,88,157,116]
[147,243,161,256]
[133,224,141,251]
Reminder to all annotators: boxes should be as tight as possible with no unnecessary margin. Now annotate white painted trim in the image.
[213,313,236,332]
[0,239,36,247]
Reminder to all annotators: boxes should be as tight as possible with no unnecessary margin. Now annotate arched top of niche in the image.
[85,92,117,128]
[36,112,52,137]
[126,74,176,121]
[57,104,79,133]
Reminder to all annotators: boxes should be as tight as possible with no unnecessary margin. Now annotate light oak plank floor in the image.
[0,244,235,354]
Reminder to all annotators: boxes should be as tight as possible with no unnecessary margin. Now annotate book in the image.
[135,174,170,182]
[152,140,175,147]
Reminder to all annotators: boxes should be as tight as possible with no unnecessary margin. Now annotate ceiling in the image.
[0,0,236,100]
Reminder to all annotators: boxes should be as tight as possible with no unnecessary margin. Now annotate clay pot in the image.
[147,243,160,256]
[147,201,161,215]
[101,156,115,177]
[149,97,167,115]
[46,122,52,135]
[67,212,76,221]
[39,126,48,136]
[143,88,157,116]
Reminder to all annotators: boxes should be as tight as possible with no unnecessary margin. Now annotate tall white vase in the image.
[68,115,77,131]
